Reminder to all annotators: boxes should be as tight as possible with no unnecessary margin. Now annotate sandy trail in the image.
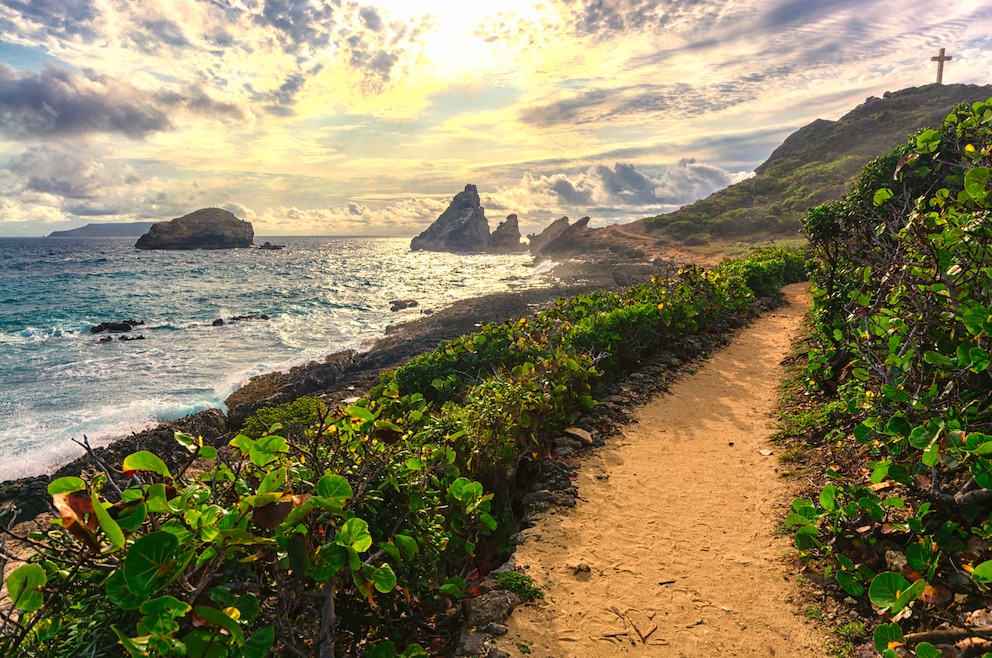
[495,283,827,657]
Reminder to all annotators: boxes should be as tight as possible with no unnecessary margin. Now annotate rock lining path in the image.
[495,283,829,657]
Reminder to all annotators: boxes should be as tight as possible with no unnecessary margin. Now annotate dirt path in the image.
[495,283,828,657]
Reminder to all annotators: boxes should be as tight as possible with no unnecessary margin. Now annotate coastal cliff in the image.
[135,208,253,250]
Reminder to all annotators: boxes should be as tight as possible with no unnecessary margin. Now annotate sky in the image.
[0,1,991,238]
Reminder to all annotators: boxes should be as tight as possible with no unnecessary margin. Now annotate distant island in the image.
[48,222,155,238]
[135,208,254,250]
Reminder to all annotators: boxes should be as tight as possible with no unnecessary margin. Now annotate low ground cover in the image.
[0,247,806,657]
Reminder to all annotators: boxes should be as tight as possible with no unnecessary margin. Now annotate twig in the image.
[70,436,123,498]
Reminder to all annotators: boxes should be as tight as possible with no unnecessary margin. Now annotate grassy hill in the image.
[642,83,992,244]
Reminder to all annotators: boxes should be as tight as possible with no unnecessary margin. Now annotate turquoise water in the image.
[0,236,551,480]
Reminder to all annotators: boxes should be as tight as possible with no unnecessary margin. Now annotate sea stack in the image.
[410,184,491,253]
[488,214,527,254]
[135,208,253,250]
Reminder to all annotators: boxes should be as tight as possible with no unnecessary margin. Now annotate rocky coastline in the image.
[0,255,687,521]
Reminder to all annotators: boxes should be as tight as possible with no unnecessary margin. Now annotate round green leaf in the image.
[336,518,372,553]
[317,474,353,503]
[868,571,910,609]
[372,563,397,593]
[872,622,903,653]
[971,559,992,585]
[914,642,942,658]
[138,595,191,635]
[106,569,145,610]
[965,166,990,201]
[7,563,47,612]
[122,451,172,479]
[123,531,180,597]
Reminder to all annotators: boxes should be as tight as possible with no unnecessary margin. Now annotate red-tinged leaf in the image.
[920,582,953,606]
[252,497,293,530]
[52,491,100,550]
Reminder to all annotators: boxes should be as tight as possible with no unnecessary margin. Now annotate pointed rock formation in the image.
[135,208,253,250]
[538,216,592,255]
[488,214,526,254]
[527,216,571,254]
[411,184,491,253]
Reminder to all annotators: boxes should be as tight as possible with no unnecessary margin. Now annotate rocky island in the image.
[135,208,253,250]
[410,184,525,254]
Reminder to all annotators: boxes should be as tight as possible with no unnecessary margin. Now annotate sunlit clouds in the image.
[0,0,990,236]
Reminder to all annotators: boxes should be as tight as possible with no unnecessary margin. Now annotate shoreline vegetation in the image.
[0,244,807,656]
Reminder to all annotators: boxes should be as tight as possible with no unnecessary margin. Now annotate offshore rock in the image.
[410,184,491,253]
[488,214,526,254]
[135,208,253,250]
[527,216,570,254]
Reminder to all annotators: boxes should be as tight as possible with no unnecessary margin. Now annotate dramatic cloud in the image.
[0,64,171,138]
[0,64,247,139]
[1,0,992,236]
[485,160,749,229]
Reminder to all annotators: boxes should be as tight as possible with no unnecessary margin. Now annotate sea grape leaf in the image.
[91,488,125,550]
[868,571,911,609]
[970,559,992,585]
[251,497,293,530]
[372,563,397,593]
[123,531,180,598]
[7,563,47,612]
[47,476,86,495]
[194,605,245,647]
[183,629,230,658]
[249,436,288,468]
[52,491,100,550]
[337,518,373,553]
[242,626,275,658]
[137,595,191,636]
[122,451,172,479]
[873,622,904,653]
[106,569,145,610]
[257,467,287,495]
[317,474,353,511]
[914,643,942,658]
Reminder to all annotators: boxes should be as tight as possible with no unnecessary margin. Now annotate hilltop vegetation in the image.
[644,84,992,245]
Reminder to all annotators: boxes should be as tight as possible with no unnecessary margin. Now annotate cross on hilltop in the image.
[931,47,952,84]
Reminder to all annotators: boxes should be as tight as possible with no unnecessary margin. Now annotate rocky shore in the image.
[0,256,689,521]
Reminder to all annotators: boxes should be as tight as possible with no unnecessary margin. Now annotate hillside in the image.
[555,84,984,252]
[48,222,155,238]
[642,83,992,244]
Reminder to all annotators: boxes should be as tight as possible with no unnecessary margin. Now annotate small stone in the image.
[564,427,594,445]
[572,561,591,574]
[467,590,524,627]
[455,631,488,656]
[482,622,508,636]
[759,449,774,456]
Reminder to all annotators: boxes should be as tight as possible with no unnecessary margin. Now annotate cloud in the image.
[0,64,171,139]
[0,64,247,139]
[485,160,748,226]
[0,0,100,40]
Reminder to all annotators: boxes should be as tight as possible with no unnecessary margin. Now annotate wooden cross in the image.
[931,47,952,84]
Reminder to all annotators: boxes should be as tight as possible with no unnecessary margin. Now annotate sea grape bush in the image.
[1,248,804,657]
[795,98,992,655]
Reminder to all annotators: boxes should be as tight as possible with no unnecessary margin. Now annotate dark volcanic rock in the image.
[538,216,592,255]
[135,208,253,250]
[410,184,491,253]
[224,350,356,429]
[488,214,526,254]
[91,319,144,333]
[527,216,570,254]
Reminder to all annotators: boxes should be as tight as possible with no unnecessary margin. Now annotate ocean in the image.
[0,236,553,481]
